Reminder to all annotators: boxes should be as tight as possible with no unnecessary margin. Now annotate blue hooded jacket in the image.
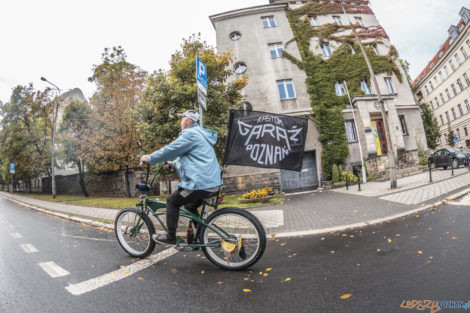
[147,124,222,190]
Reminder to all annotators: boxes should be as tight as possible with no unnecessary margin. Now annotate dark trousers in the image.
[165,188,212,240]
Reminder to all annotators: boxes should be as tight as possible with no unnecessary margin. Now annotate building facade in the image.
[412,7,470,149]
[211,0,426,192]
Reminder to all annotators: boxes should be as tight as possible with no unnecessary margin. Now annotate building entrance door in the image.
[279,150,318,193]
[371,119,388,155]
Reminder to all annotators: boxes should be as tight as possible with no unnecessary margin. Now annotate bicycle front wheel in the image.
[115,207,155,258]
[200,207,266,270]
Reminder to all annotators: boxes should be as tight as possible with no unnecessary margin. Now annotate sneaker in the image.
[152,234,177,246]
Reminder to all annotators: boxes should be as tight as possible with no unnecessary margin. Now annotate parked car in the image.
[428,148,468,169]
[456,147,470,164]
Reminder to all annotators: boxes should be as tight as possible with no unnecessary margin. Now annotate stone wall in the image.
[222,172,280,194]
[365,149,420,178]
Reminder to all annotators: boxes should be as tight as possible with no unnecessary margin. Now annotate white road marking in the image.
[10,232,22,239]
[61,234,114,242]
[20,244,38,253]
[39,261,70,278]
[65,248,178,296]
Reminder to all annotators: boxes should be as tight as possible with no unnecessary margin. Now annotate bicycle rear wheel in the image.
[199,207,266,270]
[115,207,155,258]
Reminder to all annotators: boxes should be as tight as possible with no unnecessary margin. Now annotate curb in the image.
[2,187,470,239]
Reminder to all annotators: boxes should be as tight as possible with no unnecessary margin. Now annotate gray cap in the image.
[177,110,200,122]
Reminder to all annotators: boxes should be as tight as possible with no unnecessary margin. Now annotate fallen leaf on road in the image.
[395,234,401,237]
[171,268,177,272]
[445,232,450,235]
[284,278,291,282]
[428,256,433,259]
[244,278,249,281]
[321,237,325,240]
[330,251,335,254]
[263,273,268,277]
[377,249,381,252]
[201,271,205,274]
[270,234,276,240]
[266,268,272,271]
[387,238,392,243]
[417,251,423,255]
[280,243,286,246]
[243,289,252,292]
[120,265,124,269]
[428,227,432,231]
[125,272,130,275]
[340,294,352,299]
[218,282,223,285]
[451,236,458,240]
[410,235,418,239]
[138,277,144,280]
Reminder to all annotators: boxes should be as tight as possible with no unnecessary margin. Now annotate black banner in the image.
[223,110,308,172]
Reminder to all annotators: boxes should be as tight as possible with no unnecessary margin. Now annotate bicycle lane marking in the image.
[65,247,178,296]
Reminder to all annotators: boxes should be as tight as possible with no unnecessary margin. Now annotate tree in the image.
[448,129,456,147]
[58,100,92,197]
[0,84,53,189]
[86,46,147,197]
[136,34,247,161]
[420,103,440,150]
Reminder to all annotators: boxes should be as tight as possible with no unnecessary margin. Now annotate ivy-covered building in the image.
[210,0,426,192]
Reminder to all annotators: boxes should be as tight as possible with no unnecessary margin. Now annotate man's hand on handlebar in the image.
[164,161,173,169]
[140,155,149,165]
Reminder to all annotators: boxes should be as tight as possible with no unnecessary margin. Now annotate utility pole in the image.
[41,77,61,198]
[340,0,398,189]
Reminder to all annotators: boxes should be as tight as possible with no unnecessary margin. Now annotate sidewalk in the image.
[1,166,469,237]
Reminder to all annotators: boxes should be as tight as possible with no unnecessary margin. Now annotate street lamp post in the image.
[41,77,61,199]
[340,0,398,189]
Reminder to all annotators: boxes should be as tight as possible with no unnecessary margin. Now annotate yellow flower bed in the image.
[241,187,273,199]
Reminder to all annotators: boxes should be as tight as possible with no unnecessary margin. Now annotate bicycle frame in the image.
[136,163,230,248]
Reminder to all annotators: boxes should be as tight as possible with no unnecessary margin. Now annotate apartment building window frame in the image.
[277,79,296,100]
[446,111,450,123]
[433,76,439,86]
[269,43,284,58]
[261,16,277,28]
[451,83,457,96]
[455,53,462,65]
[461,47,469,59]
[465,127,469,137]
[425,85,430,95]
[464,73,470,86]
[321,42,332,57]
[430,100,434,110]
[361,79,372,94]
[457,79,464,92]
[435,96,440,107]
[344,120,358,143]
[445,88,451,100]
[444,65,449,77]
[332,15,343,25]
[384,77,395,94]
[372,43,379,55]
[458,103,464,116]
[440,93,445,104]
[450,59,456,71]
[354,16,364,27]
[334,81,345,96]
[439,71,444,81]
[452,107,457,120]
[309,15,319,26]
[465,99,470,113]
[429,81,434,90]
[440,115,444,126]
[399,115,408,136]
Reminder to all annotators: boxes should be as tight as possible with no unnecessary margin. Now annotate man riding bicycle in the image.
[140,110,221,246]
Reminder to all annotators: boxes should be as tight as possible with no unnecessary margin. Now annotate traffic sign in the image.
[9,163,15,174]
[453,137,459,143]
[196,57,207,89]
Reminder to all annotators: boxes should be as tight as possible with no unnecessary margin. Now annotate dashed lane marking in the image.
[11,232,22,239]
[20,244,38,253]
[65,247,178,296]
[61,234,114,242]
[39,261,70,278]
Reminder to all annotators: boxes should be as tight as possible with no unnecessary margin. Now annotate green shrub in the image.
[341,171,358,183]
[332,164,340,183]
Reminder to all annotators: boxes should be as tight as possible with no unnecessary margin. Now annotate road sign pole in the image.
[196,56,207,128]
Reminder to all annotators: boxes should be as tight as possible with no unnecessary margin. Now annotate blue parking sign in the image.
[9,163,15,173]
[196,57,207,89]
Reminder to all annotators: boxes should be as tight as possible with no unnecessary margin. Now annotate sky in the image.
[0,0,468,104]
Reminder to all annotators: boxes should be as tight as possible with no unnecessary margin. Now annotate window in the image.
[321,43,332,57]
[361,79,371,94]
[465,99,470,113]
[354,16,364,27]
[399,115,408,135]
[425,86,430,95]
[269,43,283,58]
[457,128,461,139]
[233,62,247,74]
[332,16,342,25]
[429,81,434,90]
[372,43,379,55]
[446,111,450,123]
[461,47,469,59]
[444,65,449,76]
[467,39,470,49]
[309,15,318,26]
[464,73,470,86]
[458,103,464,116]
[335,81,345,96]
[439,115,444,126]
[440,93,445,104]
[439,71,443,81]
[384,77,394,93]
[450,60,456,71]
[435,97,439,107]
[230,32,241,41]
[452,108,457,120]
[344,121,357,142]
[455,53,462,65]
[465,127,468,137]
[350,44,356,54]
[261,16,276,28]
[446,88,451,100]
[430,100,434,110]
[433,76,438,86]
[277,80,296,99]
[457,79,464,92]
[451,83,457,96]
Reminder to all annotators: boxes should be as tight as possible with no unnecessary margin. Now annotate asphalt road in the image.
[0,196,469,313]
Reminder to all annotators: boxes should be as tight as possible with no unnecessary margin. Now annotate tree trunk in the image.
[124,166,131,198]
[76,160,89,197]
